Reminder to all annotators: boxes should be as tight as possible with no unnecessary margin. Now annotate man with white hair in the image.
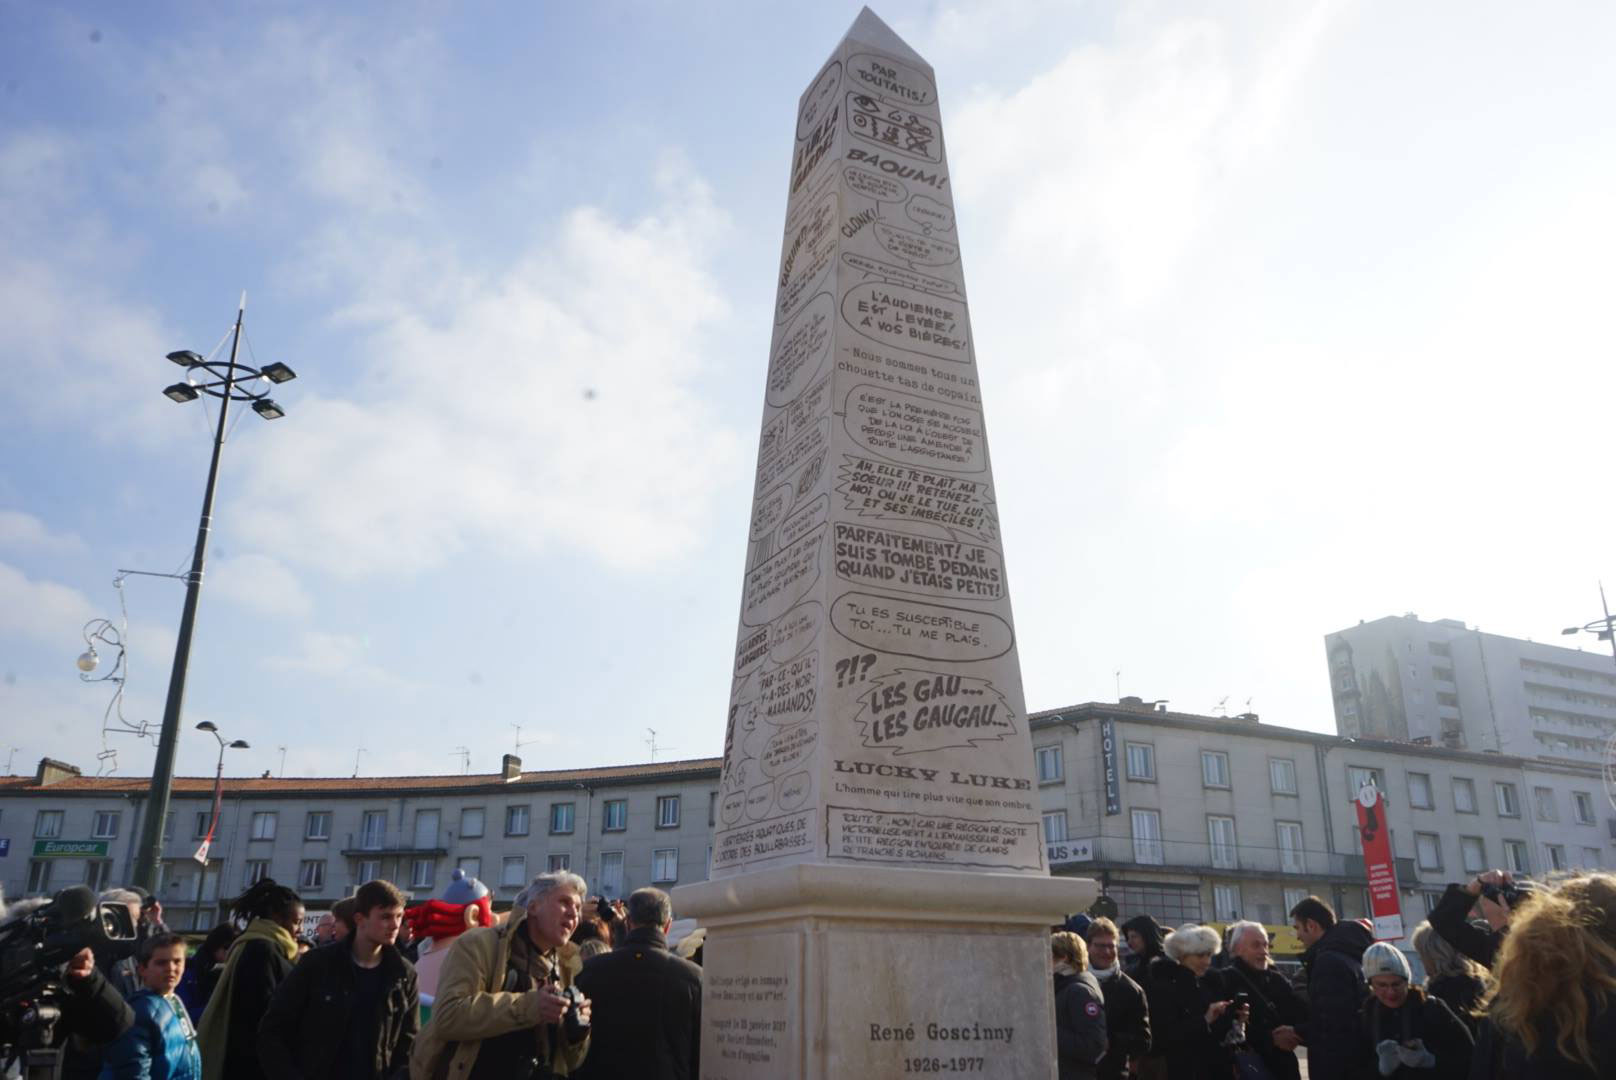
[411,871,593,1080]
[1223,920,1307,1080]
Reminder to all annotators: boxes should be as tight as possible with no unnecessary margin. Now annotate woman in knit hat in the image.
[1474,872,1616,1077]
[1357,941,1472,1079]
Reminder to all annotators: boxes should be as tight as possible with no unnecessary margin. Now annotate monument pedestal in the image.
[674,866,1096,1079]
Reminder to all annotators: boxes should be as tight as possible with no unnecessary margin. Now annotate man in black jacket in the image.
[1427,869,1527,970]
[1085,918,1150,1080]
[258,879,419,1080]
[1279,896,1372,1080]
[573,887,701,1080]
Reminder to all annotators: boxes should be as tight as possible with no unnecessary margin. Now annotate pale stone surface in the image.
[714,3,1044,881]
[683,10,1099,1077]
[679,865,1096,1079]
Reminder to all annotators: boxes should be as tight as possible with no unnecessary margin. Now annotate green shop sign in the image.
[33,840,110,858]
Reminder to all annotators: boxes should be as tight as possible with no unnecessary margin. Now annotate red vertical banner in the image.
[1355,781,1404,940]
[193,768,224,865]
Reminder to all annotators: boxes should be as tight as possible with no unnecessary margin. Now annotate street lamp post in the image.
[129,294,295,894]
[192,721,248,929]
[1560,583,1616,670]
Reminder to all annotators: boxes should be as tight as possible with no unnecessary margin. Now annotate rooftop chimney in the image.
[502,754,522,781]
[35,758,82,786]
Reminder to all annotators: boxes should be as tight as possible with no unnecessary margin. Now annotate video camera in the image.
[0,885,137,1063]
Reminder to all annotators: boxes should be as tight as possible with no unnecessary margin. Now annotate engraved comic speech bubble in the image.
[905,195,955,233]
[768,600,824,664]
[844,165,909,203]
[872,222,958,267]
[798,60,843,139]
[757,652,818,728]
[767,291,834,407]
[854,669,1017,756]
[742,525,826,627]
[843,384,986,473]
[830,591,1014,663]
[840,280,969,364]
[835,455,999,543]
[761,722,817,778]
[831,521,1004,602]
[780,494,829,548]
[840,253,959,295]
[847,52,938,108]
[777,771,812,811]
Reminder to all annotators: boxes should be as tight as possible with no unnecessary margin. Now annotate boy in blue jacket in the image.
[100,932,202,1080]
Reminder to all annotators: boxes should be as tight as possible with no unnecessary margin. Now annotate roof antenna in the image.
[646,728,675,762]
[352,747,366,778]
[450,746,470,774]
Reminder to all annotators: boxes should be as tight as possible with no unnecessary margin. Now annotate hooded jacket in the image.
[1299,920,1375,1080]
[98,990,201,1080]
[1359,985,1472,1079]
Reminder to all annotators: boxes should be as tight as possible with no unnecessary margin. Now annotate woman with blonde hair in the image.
[1475,872,1616,1077]
[1408,921,1485,1036]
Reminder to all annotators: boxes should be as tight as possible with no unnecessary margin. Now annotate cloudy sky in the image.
[3,1,1612,781]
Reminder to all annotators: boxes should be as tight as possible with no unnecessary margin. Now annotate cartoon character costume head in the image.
[405,868,495,1007]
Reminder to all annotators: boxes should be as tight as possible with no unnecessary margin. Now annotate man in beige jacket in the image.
[411,871,593,1080]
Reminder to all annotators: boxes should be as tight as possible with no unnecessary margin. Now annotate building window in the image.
[549,803,575,835]
[88,810,120,840]
[460,807,485,839]
[657,796,680,829]
[1125,743,1155,781]
[1582,847,1602,869]
[652,848,679,883]
[1211,884,1242,921]
[1460,836,1486,874]
[1533,787,1558,822]
[1573,791,1596,825]
[85,859,114,891]
[1407,773,1434,810]
[546,853,571,873]
[1453,778,1477,814]
[250,812,278,841]
[1201,751,1230,789]
[1269,758,1297,795]
[1035,745,1063,784]
[709,791,719,827]
[1348,766,1385,794]
[164,812,175,841]
[1415,832,1443,871]
[501,855,526,888]
[1208,816,1238,869]
[1283,887,1310,915]
[1544,844,1567,872]
[244,860,271,887]
[1277,822,1305,874]
[414,809,440,849]
[361,810,388,849]
[357,859,381,883]
[27,860,52,894]
[602,799,628,832]
[505,805,530,837]
[305,812,331,841]
[457,856,481,879]
[1502,840,1529,874]
[34,810,63,838]
[411,858,435,889]
[599,851,625,899]
[1132,809,1163,865]
[194,812,213,839]
[1043,811,1068,844]
[1428,641,1451,657]
[1496,783,1520,818]
[299,860,326,891]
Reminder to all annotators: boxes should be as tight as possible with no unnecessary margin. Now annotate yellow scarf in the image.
[194,918,297,1080]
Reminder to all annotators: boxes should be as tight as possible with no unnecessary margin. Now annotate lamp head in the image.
[251,398,285,420]
[76,649,99,673]
[258,362,296,384]
[166,350,204,367]
[229,740,250,750]
[163,383,200,403]
[195,721,218,733]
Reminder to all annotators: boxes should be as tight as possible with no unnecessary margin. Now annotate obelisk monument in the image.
[674,10,1094,1078]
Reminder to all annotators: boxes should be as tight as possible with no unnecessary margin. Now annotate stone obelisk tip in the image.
[842,6,932,70]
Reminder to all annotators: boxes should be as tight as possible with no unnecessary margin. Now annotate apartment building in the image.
[1325,612,1616,759]
[1031,699,1610,929]
[1,754,721,929]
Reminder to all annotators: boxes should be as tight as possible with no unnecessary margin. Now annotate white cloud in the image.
[263,629,410,689]
[0,510,85,553]
[0,561,97,645]
[209,553,314,618]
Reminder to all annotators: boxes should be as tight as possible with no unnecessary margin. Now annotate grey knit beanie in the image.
[1362,941,1410,982]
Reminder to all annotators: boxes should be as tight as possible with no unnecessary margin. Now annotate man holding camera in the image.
[572,887,701,1080]
[1428,869,1530,970]
[411,871,592,1080]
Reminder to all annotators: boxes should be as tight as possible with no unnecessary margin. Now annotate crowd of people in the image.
[1,872,701,1080]
[1052,870,1616,1079]
[6,864,1615,1079]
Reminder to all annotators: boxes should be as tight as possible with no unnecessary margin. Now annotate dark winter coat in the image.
[1425,974,1486,1038]
[1299,920,1375,1080]
[1093,967,1151,1080]
[572,925,702,1080]
[1121,915,1167,980]
[258,942,419,1080]
[1140,956,1236,1080]
[1469,1004,1616,1080]
[1055,969,1109,1080]
[1428,885,1503,970]
[1226,958,1308,1080]
[55,967,136,1080]
[1360,986,1472,1080]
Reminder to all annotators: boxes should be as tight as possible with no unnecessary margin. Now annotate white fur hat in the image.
[1163,924,1222,960]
